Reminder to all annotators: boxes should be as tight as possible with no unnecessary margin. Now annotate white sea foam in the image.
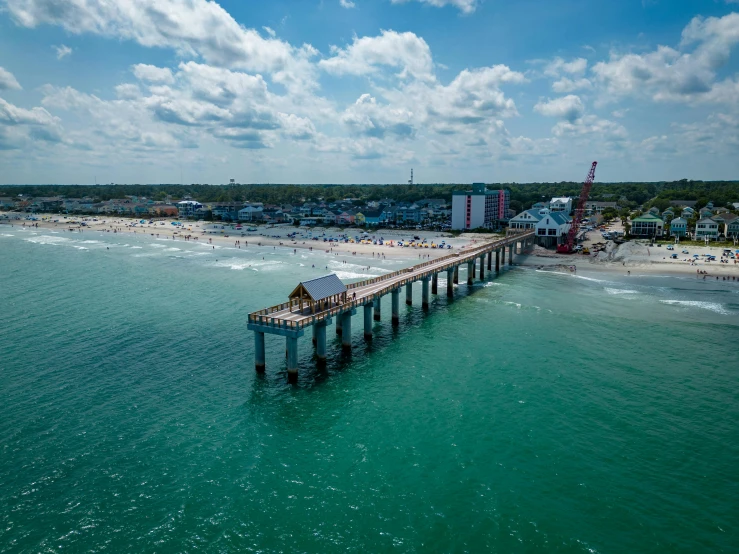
[130,246,143,249]
[1,233,14,237]
[604,288,639,295]
[660,300,730,315]
[24,235,70,245]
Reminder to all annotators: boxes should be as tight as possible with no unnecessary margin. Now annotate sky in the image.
[0,0,738,185]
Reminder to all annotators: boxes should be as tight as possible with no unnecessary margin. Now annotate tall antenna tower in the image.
[408,168,414,185]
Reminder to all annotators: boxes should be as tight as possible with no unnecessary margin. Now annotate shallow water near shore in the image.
[1,227,738,552]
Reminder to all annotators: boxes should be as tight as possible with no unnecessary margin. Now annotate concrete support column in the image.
[363,304,373,341]
[336,310,343,335]
[405,282,413,306]
[312,324,317,346]
[422,277,430,310]
[479,255,485,280]
[472,257,476,278]
[315,322,327,363]
[453,265,459,284]
[255,331,265,373]
[467,261,474,286]
[342,311,352,352]
[286,336,298,383]
[373,296,381,321]
[447,268,454,297]
[487,251,492,271]
[431,273,438,295]
[508,244,513,265]
[495,249,500,272]
[391,288,400,326]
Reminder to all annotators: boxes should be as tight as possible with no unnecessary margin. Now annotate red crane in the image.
[557,161,598,254]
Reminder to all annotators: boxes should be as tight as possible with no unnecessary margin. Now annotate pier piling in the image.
[447,268,454,297]
[496,249,500,272]
[315,322,327,364]
[406,282,413,306]
[431,273,438,295]
[286,336,298,383]
[255,331,265,373]
[391,288,400,326]
[373,296,381,321]
[342,311,352,352]
[479,255,485,280]
[422,277,430,310]
[467,261,474,286]
[363,304,373,341]
[453,265,459,284]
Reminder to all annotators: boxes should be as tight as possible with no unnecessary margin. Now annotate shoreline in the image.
[5,211,738,281]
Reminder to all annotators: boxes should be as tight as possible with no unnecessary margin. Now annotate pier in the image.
[248,230,535,382]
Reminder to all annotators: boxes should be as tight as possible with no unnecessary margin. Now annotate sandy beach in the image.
[0,212,490,262]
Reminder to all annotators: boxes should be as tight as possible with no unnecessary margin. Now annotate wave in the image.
[660,300,730,315]
[604,288,639,295]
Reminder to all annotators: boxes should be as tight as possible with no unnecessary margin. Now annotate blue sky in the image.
[1,0,738,184]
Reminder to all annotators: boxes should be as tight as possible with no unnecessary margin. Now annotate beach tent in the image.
[288,274,347,314]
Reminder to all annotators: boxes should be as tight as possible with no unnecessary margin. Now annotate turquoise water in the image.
[1,227,738,552]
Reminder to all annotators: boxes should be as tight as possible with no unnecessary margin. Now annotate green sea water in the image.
[1,226,738,553]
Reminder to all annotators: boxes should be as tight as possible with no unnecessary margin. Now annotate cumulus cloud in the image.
[4,0,319,91]
[132,64,174,84]
[534,95,585,122]
[0,67,22,90]
[341,94,414,138]
[0,97,59,126]
[592,12,739,104]
[53,44,72,59]
[0,97,63,146]
[320,30,434,80]
[552,115,627,141]
[390,0,477,14]
[541,57,592,92]
[339,0,356,7]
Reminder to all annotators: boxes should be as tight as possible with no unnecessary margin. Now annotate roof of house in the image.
[289,274,346,302]
[696,217,718,224]
[670,217,688,225]
[550,197,572,204]
[631,213,663,222]
[713,213,738,223]
[510,208,546,222]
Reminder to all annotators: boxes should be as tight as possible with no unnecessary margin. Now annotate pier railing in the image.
[248,231,534,330]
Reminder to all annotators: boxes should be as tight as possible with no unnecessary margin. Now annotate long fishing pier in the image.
[248,230,535,382]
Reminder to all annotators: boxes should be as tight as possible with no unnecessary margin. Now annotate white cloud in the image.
[534,95,585,122]
[552,77,592,93]
[544,57,588,77]
[390,0,477,14]
[552,115,627,141]
[4,0,319,92]
[341,94,414,138]
[592,12,739,104]
[115,83,141,100]
[0,97,63,145]
[0,97,59,126]
[0,67,22,90]
[53,44,72,59]
[262,26,276,37]
[340,0,356,8]
[132,64,175,84]
[320,30,434,80]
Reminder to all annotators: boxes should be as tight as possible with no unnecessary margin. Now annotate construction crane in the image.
[557,161,598,254]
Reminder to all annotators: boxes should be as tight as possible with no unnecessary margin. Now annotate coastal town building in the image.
[451,184,509,230]
[727,219,739,239]
[535,210,572,246]
[549,197,573,213]
[630,213,664,238]
[177,200,202,218]
[669,217,688,238]
[585,201,618,214]
[508,208,546,230]
[695,218,719,241]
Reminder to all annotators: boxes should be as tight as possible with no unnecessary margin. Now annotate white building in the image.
[535,211,572,246]
[451,183,510,230]
[508,208,547,230]
[695,218,719,241]
[238,205,264,221]
[549,197,573,213]
[177,200,202,218]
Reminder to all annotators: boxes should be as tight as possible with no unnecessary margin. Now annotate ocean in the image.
[1,226,738,552]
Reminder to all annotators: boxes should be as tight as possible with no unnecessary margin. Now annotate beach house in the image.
[695,218,719,241]
[535,211,572,247]
[712,213,738,236]
[509,208,546,230]
[727,219,739,239]
[630,213,664,238]
[669,217,688,238]
[549,197,573,213]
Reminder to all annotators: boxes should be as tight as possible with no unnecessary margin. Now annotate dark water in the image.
[1,228,738,552]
